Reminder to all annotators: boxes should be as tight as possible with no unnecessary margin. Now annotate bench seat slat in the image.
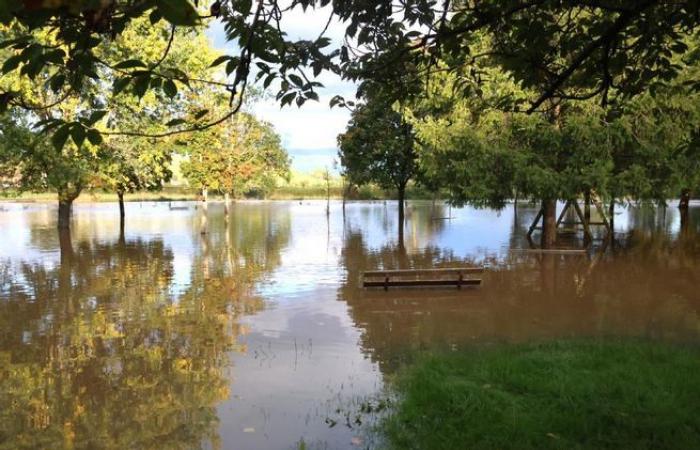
[363,267,483,278]
[363,279,482,288]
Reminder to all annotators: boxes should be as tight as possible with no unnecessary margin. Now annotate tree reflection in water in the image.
[0,205,291,450]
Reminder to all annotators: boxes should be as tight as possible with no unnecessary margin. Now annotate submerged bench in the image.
[362,267,484,290]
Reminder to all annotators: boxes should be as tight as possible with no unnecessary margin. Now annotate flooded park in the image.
[1,200,698,449]
[4,1,700,448]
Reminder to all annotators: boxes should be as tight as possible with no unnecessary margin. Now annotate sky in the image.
[206,7,355,173]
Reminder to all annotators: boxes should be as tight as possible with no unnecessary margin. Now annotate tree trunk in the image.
[224,192,230,217]
[342,182,347,216]
[398,184,406,242]
[118,191,125,220]
[679,188,691,210]
[58,227,73,264]
[202,187,208,203]
[541,198,557,249]
[583,190,591,226]
[679,188,690,235]
[57,199,73,230]
[119,218,125,246]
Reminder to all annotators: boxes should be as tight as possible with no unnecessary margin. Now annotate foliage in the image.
[0,15,224,214]
[179,112,289,198]
[1,1,698,144]
[382,340,700,450]
[412,41,700,208]
[338,94,416,195]
[0,0,333,145]
[98,137,173,196]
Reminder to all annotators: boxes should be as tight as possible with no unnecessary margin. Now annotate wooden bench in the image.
[362,267,484,290]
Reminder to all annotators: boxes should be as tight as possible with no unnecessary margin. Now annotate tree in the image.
[98,136,173,222]
[3,1,699,142]
[0,0,331,144]
[179,112,290,203]
[0,16,221,229]
[338,93,417,238]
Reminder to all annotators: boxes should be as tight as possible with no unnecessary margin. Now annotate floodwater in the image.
[0,200,699,449]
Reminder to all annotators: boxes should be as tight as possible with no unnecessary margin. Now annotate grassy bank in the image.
[0,189,199,203]
[382,340,700,450]
[0,182,432,202]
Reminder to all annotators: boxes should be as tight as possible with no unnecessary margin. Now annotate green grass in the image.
[0,189,198,203]
[382,340,700,450]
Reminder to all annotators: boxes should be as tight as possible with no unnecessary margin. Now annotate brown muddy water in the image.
[1,200,699,449]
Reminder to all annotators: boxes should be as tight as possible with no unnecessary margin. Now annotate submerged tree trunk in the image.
[58,227,74,264]
[118,191,125,220]
[57,200,72,230]
[342,182,348,216]
[679,188,690,234]
[397,184,406,242]
[119,218,126,246]
[541,198,557,249]
[608,200,615,230]
[57,188,80,230]
[117,190,126,237]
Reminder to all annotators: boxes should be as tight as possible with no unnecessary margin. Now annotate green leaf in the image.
[280,92,296,107]
[114,59,147,69]
[87,110,108,126]
[70,124,86,147]
[209,55,230,68]
[225,58,240,75]
[2,54,24,74]
[52,125,71,150]
[263,73,276,89]
[158,0,199,26]
[86,128,103,145]
[194,109,209,119]
[149,9,163,25]
[163,79,177,98]
[166,118,187,127]
[34,119,65,135]
[0,36,30,49]
[133,75,150,98]
[288,74,304,87]
[44,49,65,65]
[49,74,66,92]
[113,76,131,95]
[306,91,319,101]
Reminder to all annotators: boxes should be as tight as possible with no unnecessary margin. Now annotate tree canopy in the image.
[2,1,700,142]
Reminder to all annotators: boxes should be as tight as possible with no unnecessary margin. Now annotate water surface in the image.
[1,200,698,449]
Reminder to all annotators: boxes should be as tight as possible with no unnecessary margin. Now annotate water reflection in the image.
[0,200,698,449]
[340,212,700,373]
[0,203,290,449]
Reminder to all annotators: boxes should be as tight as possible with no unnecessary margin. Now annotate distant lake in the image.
[1,200,698,449]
